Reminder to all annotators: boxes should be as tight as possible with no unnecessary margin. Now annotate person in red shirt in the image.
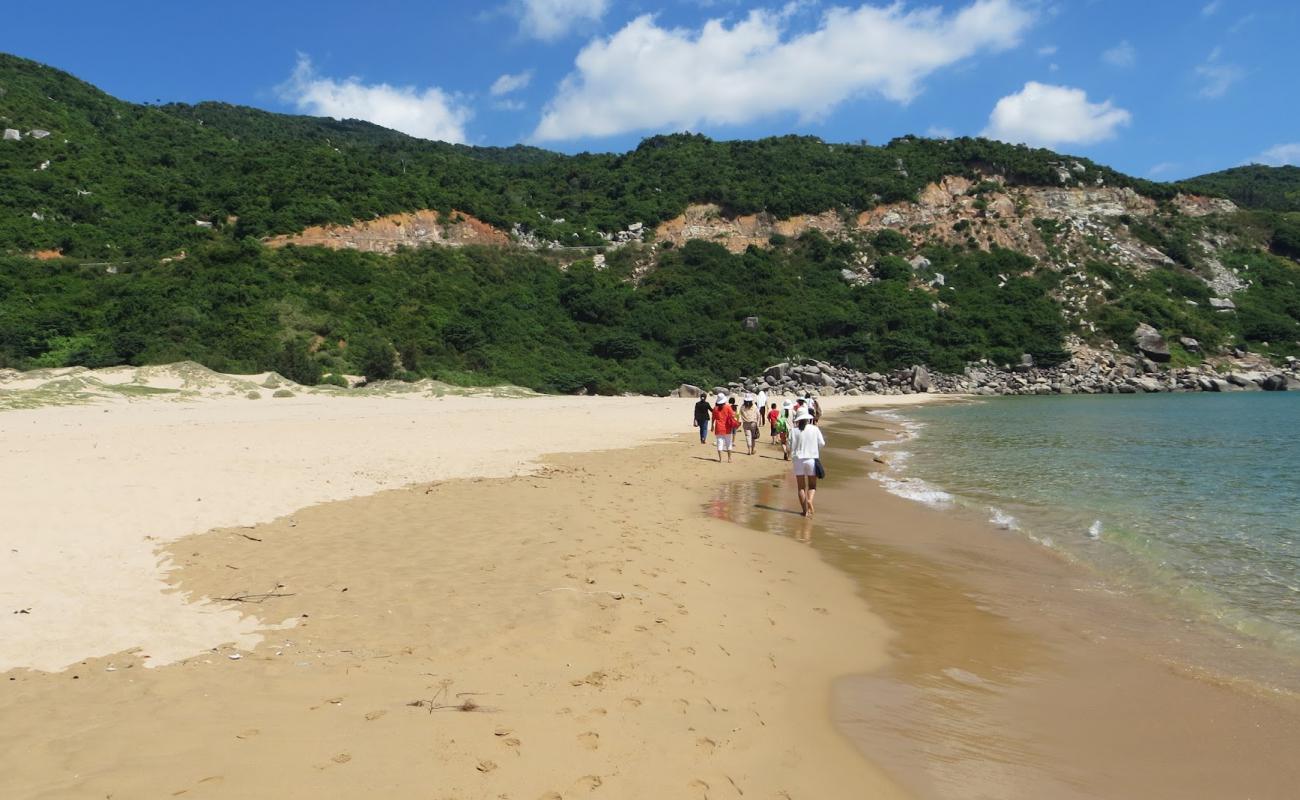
[767,402,780,444]
[710,394,738,463]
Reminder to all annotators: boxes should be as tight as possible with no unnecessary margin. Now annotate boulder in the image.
[671,383,703,398]
[910,365,931,392]
[1132,323,1171,362]
[763,362,789,381]
[742,316,760,331]
[1226,373,1263,391]
[1261,374,1289,392]
[1179,336,1201,353]
[1131,377,1163,393]
[2,128,20,141]
[1208,298,1236,311]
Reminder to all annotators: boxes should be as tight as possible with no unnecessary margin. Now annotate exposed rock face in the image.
[670,383,703,398]
[1133,323,1172,362]
[652,176,1207,284]
[264,209,510,252]
[653,204,843,253]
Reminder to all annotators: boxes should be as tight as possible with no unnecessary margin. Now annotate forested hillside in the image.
[1,52,1172,257]
[2,52,1298,393]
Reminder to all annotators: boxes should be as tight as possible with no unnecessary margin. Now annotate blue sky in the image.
[2,0,1296,179]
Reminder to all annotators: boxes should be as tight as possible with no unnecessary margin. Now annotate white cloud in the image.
[1195,47,1243,98]
[495,98,528,112]
[278,55,470,142]
[982,81,1131,147]
[1148,161,1180,177]
[517,0,608,41]
[1253,143,1300,166]
[491,70,533,96]
[1201,1,1222,16]
[927,125,956,139]
[533,0,1035,141]
[1101,40,1135,68]
[1036,44,1057,56]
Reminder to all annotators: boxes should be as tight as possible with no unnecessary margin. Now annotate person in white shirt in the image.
[789,409,825,516]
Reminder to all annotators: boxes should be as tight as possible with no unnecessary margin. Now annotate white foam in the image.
[1088,520,1103,540]
[989,507,1020,531]
[873,473,954,507]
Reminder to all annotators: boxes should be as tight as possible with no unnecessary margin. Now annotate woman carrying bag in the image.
[789,409,825,516]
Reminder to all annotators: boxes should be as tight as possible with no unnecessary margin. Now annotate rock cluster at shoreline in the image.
[674,352,1299,399]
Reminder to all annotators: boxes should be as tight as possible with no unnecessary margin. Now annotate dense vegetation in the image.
[0,236,1076,391]
[1178,165,1300,213]
[2,52,1172,259]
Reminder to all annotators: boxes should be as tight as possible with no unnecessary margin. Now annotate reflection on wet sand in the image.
[706,412,1300,800]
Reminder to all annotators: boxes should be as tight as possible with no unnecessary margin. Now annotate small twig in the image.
[234,532,263,542]
[216,590,295,604]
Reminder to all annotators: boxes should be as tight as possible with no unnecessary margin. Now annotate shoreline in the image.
[1,394,930,798]
[712,407,1300,798]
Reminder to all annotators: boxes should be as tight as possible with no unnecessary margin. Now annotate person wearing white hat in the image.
[710,393,738,463]
[789,408,825,516]
[739,393,761,455]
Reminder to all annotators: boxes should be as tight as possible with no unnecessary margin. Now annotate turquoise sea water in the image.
[871,393,1300,654]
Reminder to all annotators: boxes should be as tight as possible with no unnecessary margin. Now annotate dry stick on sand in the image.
[215,584,295,604]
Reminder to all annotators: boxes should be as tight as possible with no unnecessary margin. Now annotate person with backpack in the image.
[776,400,793,460]
[789,408,825,515]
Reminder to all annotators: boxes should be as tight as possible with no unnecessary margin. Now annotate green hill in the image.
[1,52,1298,392]
[1178,165,1300,213]
[2,52,1173,258]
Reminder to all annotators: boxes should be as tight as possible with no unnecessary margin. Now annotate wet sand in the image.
[0,433,910,799]
[711,411,1300,799]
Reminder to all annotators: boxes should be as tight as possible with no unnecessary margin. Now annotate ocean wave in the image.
[1088,520,1103,540]
[872,473,953,507]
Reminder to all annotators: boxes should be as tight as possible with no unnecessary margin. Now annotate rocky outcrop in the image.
[264,209,510,252]
[653,204,844,254]
[652,177,1205,279]
[719,349,1299,400]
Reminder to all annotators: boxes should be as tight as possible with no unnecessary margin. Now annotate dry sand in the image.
[2,374,939,798]
[0,382,931,673]
[0,379,941,800]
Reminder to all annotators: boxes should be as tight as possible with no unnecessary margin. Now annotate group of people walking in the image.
[692,390,826,516]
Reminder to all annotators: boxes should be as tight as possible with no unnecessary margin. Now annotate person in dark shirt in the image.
[693,392,712,444]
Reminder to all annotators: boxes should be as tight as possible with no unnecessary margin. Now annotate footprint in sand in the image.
[578,731,600,750]
[621,697,642,709]
[235,728,260,739]
[687,778,710,798]
[330,753,352,765]
[364,710,387,721]
[573,775,603,791]
[476,759,498,773]
[503,737,521,752]
[537,793,563,800]
[696,737,717,755]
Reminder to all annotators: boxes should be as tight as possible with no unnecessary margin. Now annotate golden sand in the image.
[1,431,909,798]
